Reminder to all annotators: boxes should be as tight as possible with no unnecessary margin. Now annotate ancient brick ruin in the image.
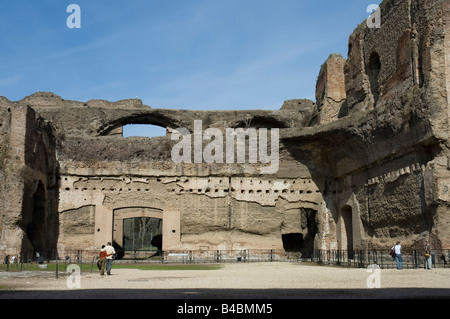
[0,0,449,260]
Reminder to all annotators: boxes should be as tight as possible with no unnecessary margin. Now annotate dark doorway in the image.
[303,208,317,253]
[341,205,354,258]
[282,209,317,255]
[282,233,304,251]
[366,52,381,105]
[27,181,47,258]
[123,217,162,252]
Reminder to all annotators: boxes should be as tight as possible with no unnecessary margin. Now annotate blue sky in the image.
[0,0,381,136]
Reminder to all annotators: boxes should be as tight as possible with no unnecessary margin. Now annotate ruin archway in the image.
[123,124,167,138]
[97,111,182,137]
[96,109,296,137]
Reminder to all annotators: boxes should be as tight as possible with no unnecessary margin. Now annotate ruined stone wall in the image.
[286,0,450,250]
[5,91,324,255]
[343,0,417,115]
[0,101,58,258]
[1,0,448,258]
[0,103,15,255]
[56,172,324,252]
[315,54,346,124]
[350,0,450,249]
[51,109,327,253]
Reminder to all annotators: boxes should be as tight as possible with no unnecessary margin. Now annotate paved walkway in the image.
[1,262,449,299]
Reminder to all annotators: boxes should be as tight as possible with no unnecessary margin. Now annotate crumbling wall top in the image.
[17,91,148,110]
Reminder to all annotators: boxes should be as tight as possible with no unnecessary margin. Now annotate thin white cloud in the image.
[142,41,325,109]
[0,74,22,86]
[0,27,129,73]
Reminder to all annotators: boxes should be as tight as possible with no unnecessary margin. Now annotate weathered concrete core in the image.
[0,0,449,259]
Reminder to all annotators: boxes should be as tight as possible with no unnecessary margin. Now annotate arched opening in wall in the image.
[367,52,381,106]
[303,208,317,254]
[122,124,167,138]
[281,208,317,256]
[282,233,304,251]
[234,116,290,130]
[26,181,47,259]
[340,205,354,259]
[122,217,162,253]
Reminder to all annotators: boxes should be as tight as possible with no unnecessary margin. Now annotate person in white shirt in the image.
[424,241,432,270]
[102,242,116,275]
[392,241,402,269]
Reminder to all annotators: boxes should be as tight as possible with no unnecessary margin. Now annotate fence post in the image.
[441,249,446,268]
[413,249,418,269]
[55,256,58,279]
[90,257,95,273]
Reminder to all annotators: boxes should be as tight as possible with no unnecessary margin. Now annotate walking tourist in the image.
[424,240,432,270]
[104,242,116,275]
[99,245,107,276]
[392,241,402,269]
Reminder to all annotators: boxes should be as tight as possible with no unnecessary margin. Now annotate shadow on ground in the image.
[1,288,449,299]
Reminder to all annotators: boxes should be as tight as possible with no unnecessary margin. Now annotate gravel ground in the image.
[0,262,449,299]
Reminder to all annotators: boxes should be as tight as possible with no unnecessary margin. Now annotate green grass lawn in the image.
[114,263,222,271]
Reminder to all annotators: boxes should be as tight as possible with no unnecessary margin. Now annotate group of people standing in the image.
[98,242,116,276]
[391,240,433,270]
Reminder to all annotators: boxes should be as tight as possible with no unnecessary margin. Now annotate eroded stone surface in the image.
[0,0,449,259]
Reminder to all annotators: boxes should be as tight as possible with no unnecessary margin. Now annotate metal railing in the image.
[2,248,450,270]
[162,249,286,263]
[117,248,450,268]
[311,249,450,269]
